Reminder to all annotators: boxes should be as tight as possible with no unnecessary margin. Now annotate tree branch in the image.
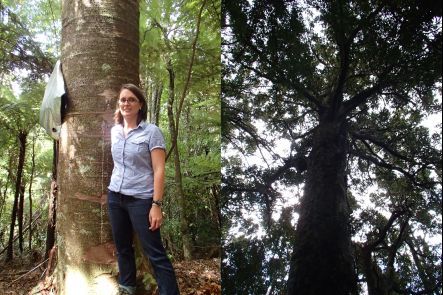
[351,148,440,190]
[350,131,412,163]
[340,83,384,118]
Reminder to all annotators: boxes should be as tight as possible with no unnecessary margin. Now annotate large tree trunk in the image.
[5,131,27,262]
[287,119,356,295]
[58,1,139,293]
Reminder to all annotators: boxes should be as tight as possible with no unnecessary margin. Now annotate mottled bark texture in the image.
[287,119,357,295]
[58,0,139,294]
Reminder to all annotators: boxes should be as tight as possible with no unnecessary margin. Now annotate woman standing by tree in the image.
[108,83,179,295]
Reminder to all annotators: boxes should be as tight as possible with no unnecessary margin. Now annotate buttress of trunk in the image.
[287,121,357,295]
[166,60,193,260]
[6,131,27,261]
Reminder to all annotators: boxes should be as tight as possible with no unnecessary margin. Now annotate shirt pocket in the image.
[132,138,149,153]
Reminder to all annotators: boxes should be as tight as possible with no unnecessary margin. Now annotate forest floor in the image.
[0,257,220,294]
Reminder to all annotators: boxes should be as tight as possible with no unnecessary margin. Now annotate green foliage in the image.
[0,0,58,257]
[140,0,221,258]
[223,0,442,293]
[0,0,57,80]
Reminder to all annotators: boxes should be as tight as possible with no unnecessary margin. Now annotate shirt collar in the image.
[116,120,147,130]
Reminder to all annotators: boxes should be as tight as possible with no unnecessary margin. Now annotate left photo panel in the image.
[0,0,221,294]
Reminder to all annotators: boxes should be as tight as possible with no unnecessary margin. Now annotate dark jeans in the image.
[108,190,179,295]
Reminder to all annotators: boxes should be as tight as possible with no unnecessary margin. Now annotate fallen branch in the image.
[8,257,48,286]
[0,211,43,256]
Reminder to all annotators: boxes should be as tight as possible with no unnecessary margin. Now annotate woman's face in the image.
[118,89,142,121]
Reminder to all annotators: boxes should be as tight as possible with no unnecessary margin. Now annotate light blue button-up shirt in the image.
[108,121,166,199]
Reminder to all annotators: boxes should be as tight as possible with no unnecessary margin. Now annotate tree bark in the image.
[5,131,27,262]
[58,0,139,293]
[287,119,357,295]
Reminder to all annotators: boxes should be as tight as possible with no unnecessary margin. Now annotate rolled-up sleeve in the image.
[149,126,166,151]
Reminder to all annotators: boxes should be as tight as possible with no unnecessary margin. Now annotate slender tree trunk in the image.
[153,83,162,126]
[162,1,206,260]
[0,152,13,222]
[0,212,42,257]
[6,189,19,262]
[58,1,139,293]
[18,183,25,253]
[166,60,194,260]
[28,136,36,251]
[146,81,163,125]
[5,131,27,261]
[287,119,356,295]
[45,140,57,259]
[211,184,221,234]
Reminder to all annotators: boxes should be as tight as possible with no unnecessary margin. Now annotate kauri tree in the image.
[57,0,139,293]
[222,0,441,294]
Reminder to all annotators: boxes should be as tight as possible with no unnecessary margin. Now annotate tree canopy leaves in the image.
[222,0,442,293]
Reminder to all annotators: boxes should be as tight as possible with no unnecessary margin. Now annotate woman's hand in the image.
[149,205,163,231]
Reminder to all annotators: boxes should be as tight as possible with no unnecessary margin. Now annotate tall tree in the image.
[222,0,442,294]
[57,0,139,293]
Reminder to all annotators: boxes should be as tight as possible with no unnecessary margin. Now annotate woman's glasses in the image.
[119,97,139,104]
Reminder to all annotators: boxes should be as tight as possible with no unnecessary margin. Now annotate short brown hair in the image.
[114,83,148,125]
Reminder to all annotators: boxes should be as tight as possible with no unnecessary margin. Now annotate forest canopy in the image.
[222,0,442,294]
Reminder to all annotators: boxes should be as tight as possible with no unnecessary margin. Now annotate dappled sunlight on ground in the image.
[0,257,220,295]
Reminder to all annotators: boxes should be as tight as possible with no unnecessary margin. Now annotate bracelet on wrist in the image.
[152,199,163,207]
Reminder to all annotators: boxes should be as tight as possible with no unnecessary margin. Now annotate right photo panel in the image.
[221,1,442,294]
